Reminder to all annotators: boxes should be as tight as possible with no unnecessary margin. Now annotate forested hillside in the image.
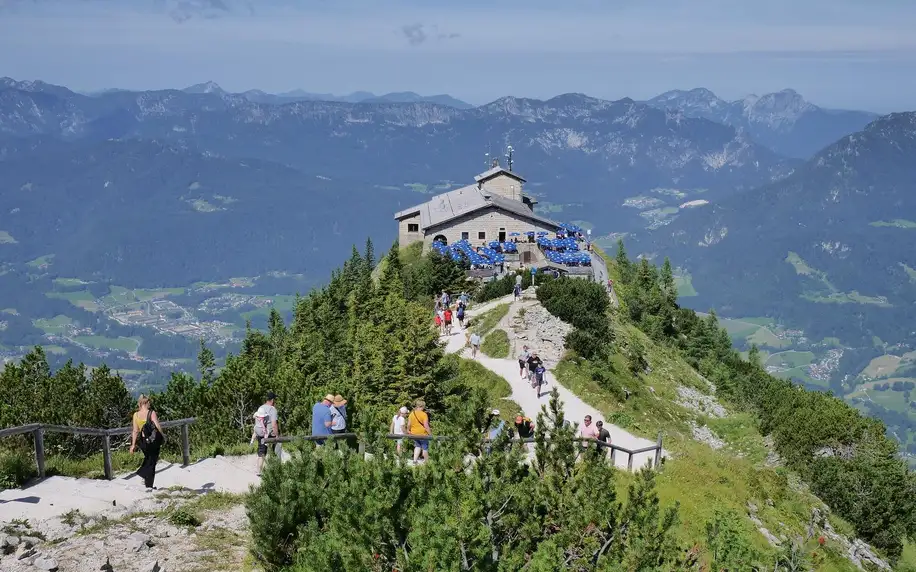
[3,240,915,569]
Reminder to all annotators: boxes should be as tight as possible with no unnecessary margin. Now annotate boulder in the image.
[33,556,59,571]
[127,532,152,552]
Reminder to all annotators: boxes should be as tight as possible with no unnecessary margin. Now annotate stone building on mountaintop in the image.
[394,159,562,265]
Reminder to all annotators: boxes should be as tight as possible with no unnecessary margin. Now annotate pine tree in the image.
[615,239,632,285]
[197,338,216,385]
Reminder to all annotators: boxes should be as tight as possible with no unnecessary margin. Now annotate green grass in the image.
[404,182,429,193]
[674,273,698,297]
[53,277,91,287]
[551,318,856,569]
[134,287,186,301]
[32,315,74,334]
[454,357,521,422]
[764,351,815,369]
[1,308,18,315]
[788,252,891,307]
[0,230,17,244]
[43,345,68,355]
[481,328,510,358]
[26,254,55,268]
[73,335,142,353]
[747,327,790,349]
[186,198,224,212]
[45,290,99,311]
[469,303,510,337]
[901,263,916,284]
[869,219,916,229]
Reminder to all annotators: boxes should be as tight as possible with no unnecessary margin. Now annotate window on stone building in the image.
[461,232,469,240]
[478,231,486,240]
[407,224,419,232]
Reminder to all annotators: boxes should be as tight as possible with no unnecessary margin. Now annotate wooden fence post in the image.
[654,432,663,470]
[33,427,46,479]
[627,452,634,471]
[181,424,191,467]
[102,433,113,480]
[358,440,366,456]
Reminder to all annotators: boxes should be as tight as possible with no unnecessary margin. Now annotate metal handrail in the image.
[0,418,197,481]
[267,431,664,471]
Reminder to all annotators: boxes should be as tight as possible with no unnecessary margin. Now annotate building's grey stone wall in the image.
[423,207,556,249]
[480,174,522,201]
[397,212,422,246]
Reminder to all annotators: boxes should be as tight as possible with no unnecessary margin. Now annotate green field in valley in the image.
[33,315,74,334]
[869,219,916,228]
[73,335,142,353]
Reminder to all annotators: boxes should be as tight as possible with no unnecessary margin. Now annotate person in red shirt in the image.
[443,307,453,335]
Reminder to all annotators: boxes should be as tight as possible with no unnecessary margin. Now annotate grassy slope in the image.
[550,249,862,570]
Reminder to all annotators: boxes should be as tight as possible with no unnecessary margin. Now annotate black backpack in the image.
[140,410,161,448]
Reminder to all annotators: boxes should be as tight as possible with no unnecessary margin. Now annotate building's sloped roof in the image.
[474,166,527,184]
[394,184,560,231]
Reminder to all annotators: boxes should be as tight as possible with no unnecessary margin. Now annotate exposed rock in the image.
[746,501,781,547]
[1,534,20,552]
[32,556,59,571]
[127,532,152,552]
[811,507,891,571]
[675,385,727,418]
[15,544,35,560]
[688,421,724,450]
[513,303,573,368]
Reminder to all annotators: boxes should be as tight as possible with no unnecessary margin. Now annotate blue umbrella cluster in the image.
[434,239,506,267]
[544,249,592,266]
[558,222,584,234]
[536,237,580,251]
[488,241,518,253]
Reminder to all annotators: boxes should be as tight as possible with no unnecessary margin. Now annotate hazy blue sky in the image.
[1,0,915,111]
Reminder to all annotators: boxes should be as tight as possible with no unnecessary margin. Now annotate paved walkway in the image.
[0,455,261,522]
[445,292,662,470]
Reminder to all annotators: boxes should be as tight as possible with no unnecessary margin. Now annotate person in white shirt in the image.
[391,406,409,454]
[251,392,280,476]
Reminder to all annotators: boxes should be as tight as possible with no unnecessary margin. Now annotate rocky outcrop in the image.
[511,303,573,368]
[0,489,248,572]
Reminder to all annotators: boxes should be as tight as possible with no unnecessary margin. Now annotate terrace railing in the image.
[0,418,197,481]
[267,431,664,471]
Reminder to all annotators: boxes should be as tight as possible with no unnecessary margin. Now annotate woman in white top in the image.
[391,406,409,454]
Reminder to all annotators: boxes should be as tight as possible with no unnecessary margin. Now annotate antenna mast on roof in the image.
[506,145,514,171]
[485,142,491,169]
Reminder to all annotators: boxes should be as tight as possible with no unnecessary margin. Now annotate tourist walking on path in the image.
[312,394,334,445]
[444,307,453,336]
[579,415,599,448]
[456,303,465,329]
[513,283,522,301]
[407,400,432,463]
[391,406,409,454]
[469,331,482,358]
[251,392,280,476]
[595,420,612,459]
[517,345,530,379]
[130,395,165,490]
[330,395,348,435]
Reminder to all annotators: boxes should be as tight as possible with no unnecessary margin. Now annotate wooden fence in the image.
[0,418,197,480]
[268,431,664,471]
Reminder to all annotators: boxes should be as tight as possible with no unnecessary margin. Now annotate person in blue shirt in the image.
[311,394,334,445]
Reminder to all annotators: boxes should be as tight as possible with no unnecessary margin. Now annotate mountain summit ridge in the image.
[647,87,878,157]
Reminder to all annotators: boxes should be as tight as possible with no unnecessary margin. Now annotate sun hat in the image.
[324,393,335,402]
[333,395,347,406]
[491,409,500,416]
[399,406,409,414]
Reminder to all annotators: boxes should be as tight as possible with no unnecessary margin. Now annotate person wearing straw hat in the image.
[391,406,409,454]
[311,394,334,445]
[330,395,348,435]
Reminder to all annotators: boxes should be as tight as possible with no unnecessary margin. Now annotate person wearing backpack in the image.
[130,395,165,490]
[330,395,348,435]
[251,392,280,476]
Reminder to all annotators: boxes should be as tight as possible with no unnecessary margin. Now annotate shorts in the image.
[445,319,452,325]
[256,435,275,457]
[413,438,429,451]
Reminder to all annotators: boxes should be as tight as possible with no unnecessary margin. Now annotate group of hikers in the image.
[434,290,468,336]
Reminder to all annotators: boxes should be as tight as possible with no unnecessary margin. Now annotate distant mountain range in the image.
[80,81,476,109]
[640,111,916,349]
[0,78,797,235]
[646,88,878,158]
